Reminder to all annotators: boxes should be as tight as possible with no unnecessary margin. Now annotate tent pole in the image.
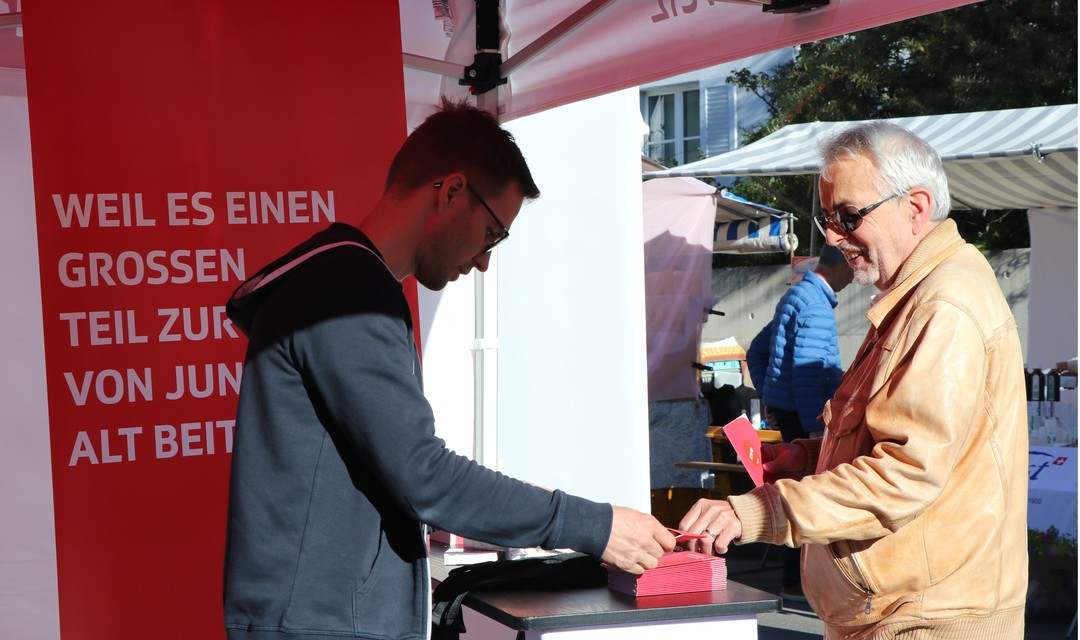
[470,72,501,468]
[472,267,499,468]
[502,0,615,76]
[402,53,461,78]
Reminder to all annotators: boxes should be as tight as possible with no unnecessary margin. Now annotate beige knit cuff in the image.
[729,483,784,545]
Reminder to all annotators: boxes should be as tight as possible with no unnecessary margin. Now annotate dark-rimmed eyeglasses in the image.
[814,190,908,236]
[434,181,510,253]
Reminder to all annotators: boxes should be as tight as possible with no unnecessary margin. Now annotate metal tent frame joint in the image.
[460,51,506,95]
[459,0,506,95]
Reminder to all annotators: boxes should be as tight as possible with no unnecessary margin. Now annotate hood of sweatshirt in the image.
[225,223,383,336]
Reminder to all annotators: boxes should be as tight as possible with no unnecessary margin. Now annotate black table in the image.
[432,556,781,639]
[460,580,780,630]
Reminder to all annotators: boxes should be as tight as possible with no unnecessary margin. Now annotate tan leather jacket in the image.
[731,220,1028,638]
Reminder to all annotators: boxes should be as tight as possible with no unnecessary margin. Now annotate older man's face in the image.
[818,155,914,291]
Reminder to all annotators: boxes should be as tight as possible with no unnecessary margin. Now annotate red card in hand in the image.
[666,527,706,541]
[722,415,764,487]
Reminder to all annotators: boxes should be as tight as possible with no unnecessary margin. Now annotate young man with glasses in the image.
[222,98,675,640]
[681,121,1028,638]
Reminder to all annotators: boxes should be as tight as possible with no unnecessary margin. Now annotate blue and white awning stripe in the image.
[714,214,797,254]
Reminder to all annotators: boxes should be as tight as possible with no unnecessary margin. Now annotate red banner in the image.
[22,3,406,637]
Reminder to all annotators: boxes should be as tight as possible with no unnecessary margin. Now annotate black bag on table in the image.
[431,552,607,640]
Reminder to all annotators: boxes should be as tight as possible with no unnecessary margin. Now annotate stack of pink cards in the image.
[606,551,727,596]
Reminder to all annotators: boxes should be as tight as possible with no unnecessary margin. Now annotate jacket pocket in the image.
[834,539,877,605]
[817,394,871,475]
[282,436,384,633]
[804,541,878,623]
[351,527,427,638]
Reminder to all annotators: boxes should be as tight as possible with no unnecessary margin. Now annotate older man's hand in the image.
[678,499,743,555]
[762,442,807,483]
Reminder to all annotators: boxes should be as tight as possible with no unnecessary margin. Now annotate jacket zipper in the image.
[850,552,875,616]
[835,540,876,616]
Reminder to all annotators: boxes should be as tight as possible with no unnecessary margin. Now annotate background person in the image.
[681,121,1028,639]
[747,244,854,441]
[745,243,853,600]
[222,98,675,640]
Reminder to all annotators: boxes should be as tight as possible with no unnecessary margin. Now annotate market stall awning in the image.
[642,104,1079,211]
[643,155,798,254]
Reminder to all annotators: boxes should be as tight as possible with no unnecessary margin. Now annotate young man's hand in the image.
[601,507,676,574]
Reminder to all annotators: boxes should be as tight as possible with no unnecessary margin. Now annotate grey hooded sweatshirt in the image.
[222,223,612,640]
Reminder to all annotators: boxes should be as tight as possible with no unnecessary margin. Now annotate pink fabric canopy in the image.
[401,0,980,126]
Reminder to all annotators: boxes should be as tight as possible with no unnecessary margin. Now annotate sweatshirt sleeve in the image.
[289,267,613,557]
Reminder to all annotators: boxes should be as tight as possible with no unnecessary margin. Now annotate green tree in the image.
[716,0,1077,266]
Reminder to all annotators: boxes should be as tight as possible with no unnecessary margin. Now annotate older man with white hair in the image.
[681,121,1029,639]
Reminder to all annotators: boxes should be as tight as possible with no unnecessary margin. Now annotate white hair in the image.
[819,121,951,221]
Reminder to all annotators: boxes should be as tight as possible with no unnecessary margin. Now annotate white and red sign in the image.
[22,2,408,638]
[1029,446,1078,539]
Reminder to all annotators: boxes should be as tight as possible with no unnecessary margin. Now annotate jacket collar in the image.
[802,270,839,308]
[865,218,966,329]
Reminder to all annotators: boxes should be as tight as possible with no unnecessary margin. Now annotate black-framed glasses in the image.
[814,190,908,236]
[434,181,510,253]
[466,184,510,253]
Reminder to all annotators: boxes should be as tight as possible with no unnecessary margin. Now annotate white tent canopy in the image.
[399,0,979,127]
[643,104,1079,211]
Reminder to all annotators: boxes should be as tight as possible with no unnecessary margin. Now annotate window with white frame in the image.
[642,85,701,167]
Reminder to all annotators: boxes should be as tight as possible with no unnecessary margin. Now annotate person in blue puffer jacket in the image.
[745,244,852,600]
[747,245,854,438]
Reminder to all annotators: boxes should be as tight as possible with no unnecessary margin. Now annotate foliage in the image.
[1029,526,1078,561]
[718,0,1076,265]
[1027,526,1078,616]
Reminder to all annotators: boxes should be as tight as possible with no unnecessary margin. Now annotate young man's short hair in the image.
[385,97,540,200]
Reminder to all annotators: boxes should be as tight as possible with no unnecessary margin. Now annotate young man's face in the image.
[415,181,523,291]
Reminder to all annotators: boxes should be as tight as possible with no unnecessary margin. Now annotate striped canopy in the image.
[643,104,1078,211]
